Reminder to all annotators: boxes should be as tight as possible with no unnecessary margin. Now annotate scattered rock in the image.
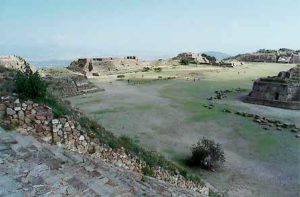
[79,135,85,141]
[291,129,299,133]
[223,109,232,113]
[14,107,21,111]
[52,119,59,124]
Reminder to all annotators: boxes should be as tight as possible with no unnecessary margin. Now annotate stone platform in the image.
[0,128,205,197]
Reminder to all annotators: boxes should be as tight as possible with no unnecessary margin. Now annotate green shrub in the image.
[117,74,125,78]
[180,59,189,65]
[154,67,162,72]
[36,93,72,117]
[78,117,119,149]
[142,165,155,176]
[189,137,225,170]
[142,67,150,72]
[16,63,47,99]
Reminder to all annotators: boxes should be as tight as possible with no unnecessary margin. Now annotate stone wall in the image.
[0,96,140,168]
[0,96,209,195]
[250,81,297,101]
[246,66,300,110]
[228,49,300,63]
[240,53,277,62]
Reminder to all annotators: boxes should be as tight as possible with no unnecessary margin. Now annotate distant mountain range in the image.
[29,59,72,68]
[202,51,231,60]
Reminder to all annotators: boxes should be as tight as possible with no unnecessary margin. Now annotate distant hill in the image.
[202,51,231,60]
[225,48,300,63]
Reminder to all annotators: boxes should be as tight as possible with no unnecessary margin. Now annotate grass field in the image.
[67,63,300,197]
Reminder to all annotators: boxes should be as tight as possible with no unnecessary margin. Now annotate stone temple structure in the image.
[245,65,300,110]
[67,56,149,76]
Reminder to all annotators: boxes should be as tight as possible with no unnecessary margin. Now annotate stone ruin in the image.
[0,96,209,195]
[228,48,300,63]
[217,60,243,67]
[68,56,148,76]
[44,74,101,97]
[173,52,211,64]
[245,65,300,109]
[0,55,35,72]
[173,52,243,67]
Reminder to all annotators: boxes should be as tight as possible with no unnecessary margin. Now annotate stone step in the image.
[0,129,205,196]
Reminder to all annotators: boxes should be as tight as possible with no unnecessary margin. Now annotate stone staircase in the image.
[0,128,205,197]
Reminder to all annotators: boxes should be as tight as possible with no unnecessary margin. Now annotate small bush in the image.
[180,59,189,65]
[16,63,47,99]
[36,93,72,117]
[154,67,162,72]
[142,67,150,72]
[189,137,225,170]
[142,165,155,176]
[117,74,125,78]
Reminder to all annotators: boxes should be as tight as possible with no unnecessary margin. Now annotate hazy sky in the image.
[1,0,299,60]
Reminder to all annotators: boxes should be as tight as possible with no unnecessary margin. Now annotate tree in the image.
[15,63,47,99]
[189,137,225,170]
[180,59,189,65]
[201,54,217,64]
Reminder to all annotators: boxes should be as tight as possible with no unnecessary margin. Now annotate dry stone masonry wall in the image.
[0,96,209,196]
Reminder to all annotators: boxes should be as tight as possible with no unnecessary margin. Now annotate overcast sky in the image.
[0,0,299,60]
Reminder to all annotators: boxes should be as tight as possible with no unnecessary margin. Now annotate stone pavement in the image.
[0,128,205,197]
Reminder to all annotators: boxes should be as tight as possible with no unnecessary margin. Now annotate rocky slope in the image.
[226,48,300,63]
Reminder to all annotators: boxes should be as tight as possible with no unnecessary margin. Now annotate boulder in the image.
[18,111,25,120]
[6,108,16,115]
[79,135,85,141]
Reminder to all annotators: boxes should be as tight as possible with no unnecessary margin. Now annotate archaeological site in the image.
[1,1,300,197]
[246,65,300,109]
